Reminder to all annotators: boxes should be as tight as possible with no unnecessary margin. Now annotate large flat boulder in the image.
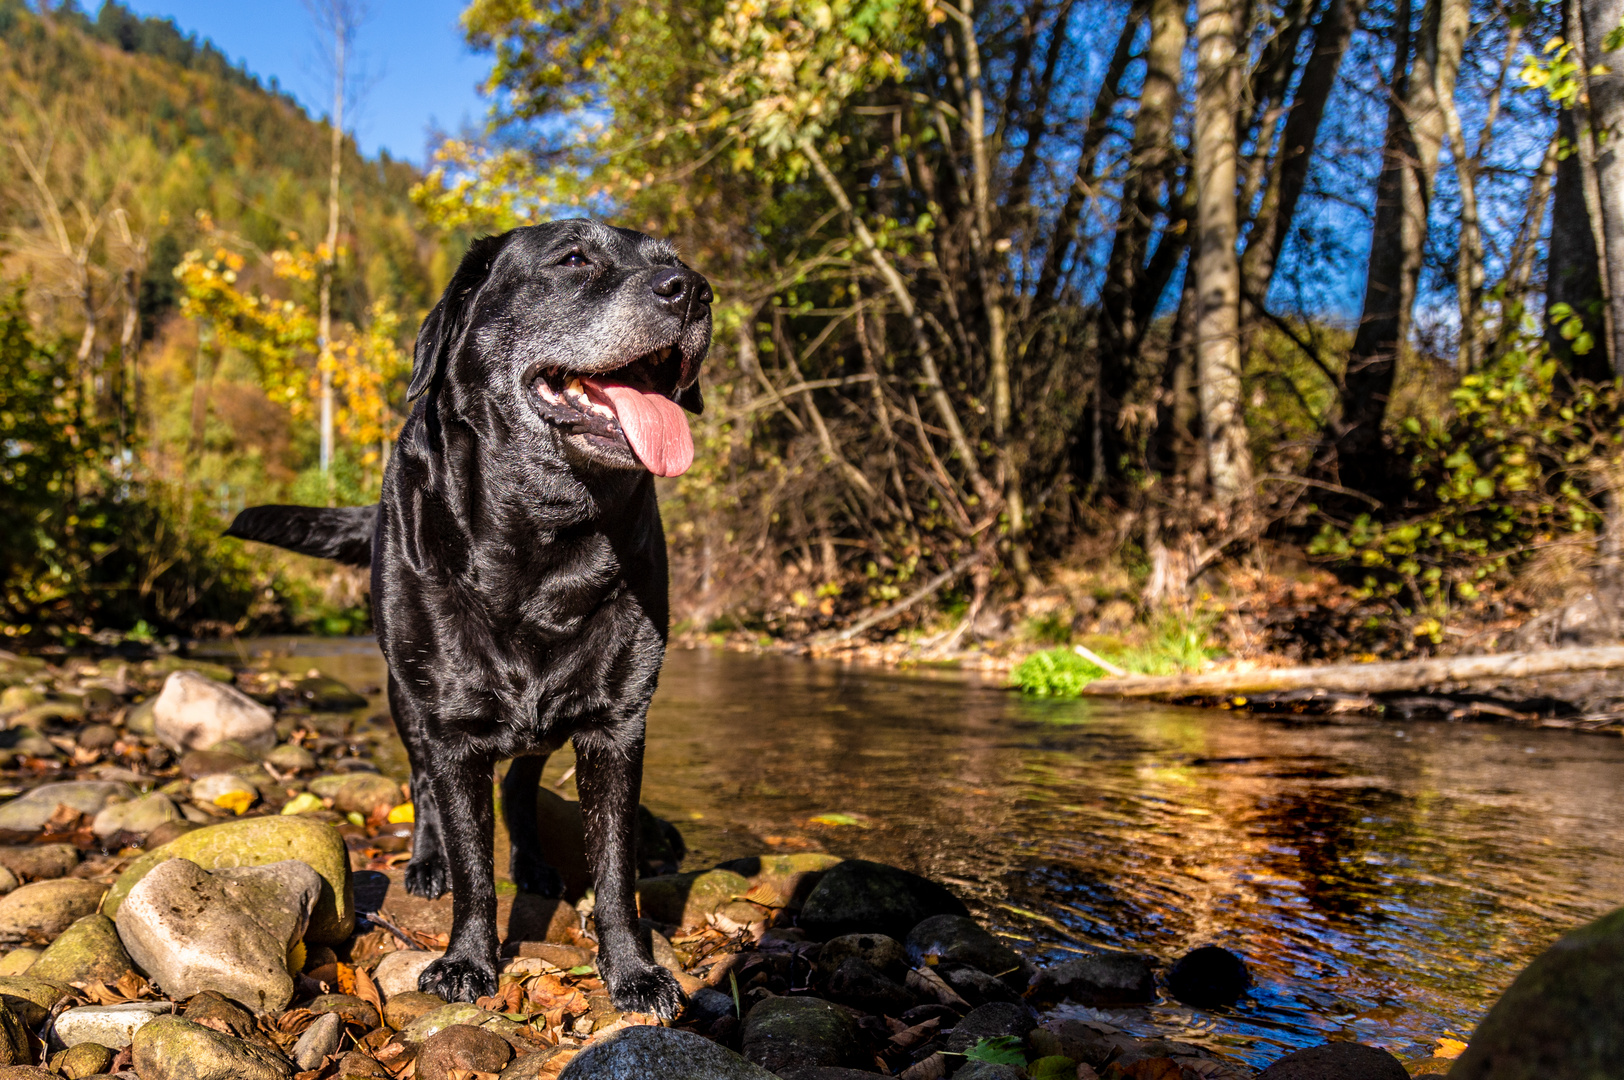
[102,815,353,943]
[152,671,275,756]
[114,858,321,1013]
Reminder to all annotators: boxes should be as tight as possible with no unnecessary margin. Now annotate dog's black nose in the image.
[650,268,713,315]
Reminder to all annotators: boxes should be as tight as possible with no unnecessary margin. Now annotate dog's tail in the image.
[224,504,378,568]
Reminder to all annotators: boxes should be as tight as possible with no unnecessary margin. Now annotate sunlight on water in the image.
[237,639,1624,1068]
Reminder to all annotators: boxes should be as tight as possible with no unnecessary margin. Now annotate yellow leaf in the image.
[214,790,254,816]
[387,802,415,824]
[287,940,306,976]
[1435,1037,1468,1059]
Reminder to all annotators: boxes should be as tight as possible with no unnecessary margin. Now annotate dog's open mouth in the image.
[533,345,694,477]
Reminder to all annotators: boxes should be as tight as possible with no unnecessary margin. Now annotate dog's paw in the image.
[509,848,564,898]
[418,954,498,1002]
[404,855,449,899]
[606,964,686,1020]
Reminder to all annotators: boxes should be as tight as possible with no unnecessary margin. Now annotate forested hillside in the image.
[0,1,458,641]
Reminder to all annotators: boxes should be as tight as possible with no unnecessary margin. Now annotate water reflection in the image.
[227,639,1624,1066]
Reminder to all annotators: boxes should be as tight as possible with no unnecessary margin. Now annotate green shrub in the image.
[1309,341,1620,608]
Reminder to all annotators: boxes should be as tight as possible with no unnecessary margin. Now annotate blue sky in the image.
[119,0,491,166]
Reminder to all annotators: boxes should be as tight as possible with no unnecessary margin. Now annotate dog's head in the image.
[409,220,713,477]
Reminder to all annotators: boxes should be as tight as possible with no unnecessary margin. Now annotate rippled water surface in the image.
[233,638,1624,1067]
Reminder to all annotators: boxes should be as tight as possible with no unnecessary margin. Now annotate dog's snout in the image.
[649,268,713,315]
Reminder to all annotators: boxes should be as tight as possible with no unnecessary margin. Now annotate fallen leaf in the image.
[214,790,255,815]
[388,802,415,823]
[336,963,357,996]
[354,964,384,1025]
[1435,1037,1468,1059]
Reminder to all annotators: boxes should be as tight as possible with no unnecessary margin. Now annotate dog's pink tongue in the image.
[583,381,695,477]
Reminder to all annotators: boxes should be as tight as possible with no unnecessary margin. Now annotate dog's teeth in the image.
[566,377,584,393]
[589,402,614,419]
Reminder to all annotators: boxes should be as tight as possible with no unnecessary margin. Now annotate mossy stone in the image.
[102,815,353,943]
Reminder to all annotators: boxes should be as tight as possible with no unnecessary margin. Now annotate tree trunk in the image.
[1195,0,1253,513]
[1240,0,1368,305]
[317,6,348,484]
[1093,0,1187,481]
[1334,0,1466,501]
[1578,0,1624,372]
[1547,108,1609,379]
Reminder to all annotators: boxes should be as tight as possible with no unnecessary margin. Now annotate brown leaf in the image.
[740,883,783,908]
[194,1016,235,1036]
[354,964,385,1025]
[278,1008,316,1035]
[888,1016,940,1052]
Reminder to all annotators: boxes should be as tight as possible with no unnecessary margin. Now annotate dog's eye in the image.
[560,251,589,268]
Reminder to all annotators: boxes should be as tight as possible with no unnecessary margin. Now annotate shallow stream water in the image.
[216,638,1624,1068]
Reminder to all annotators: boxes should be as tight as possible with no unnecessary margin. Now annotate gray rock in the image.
[49,1040,114,1078]
[91,793,181,840]
[905,915,1029,984]
[331,774,400,817]
[938,964,1021,1006]
[740,996,862,1072]
[1167,945,1250,1008]
[383,991,447,1031]
[0,880,107,940]
[28,915,133,985]
[114,858,320,1012]
[264,744,315,773]
[53,1001,174,1049]
[681,986,735,1028]
[399,1003,525,1045]
[818,933,908,980]
[501,1050,566,1079]
[634,869,751,929]
[292,676,368,712]
[0,950,36,977]
[1027,949,1157,1006]
[151,672,275,756]
[825,957,915,1016]
[777,1071,890,1080]
[0,975,73,1026]
[1257,1042,1408,1080]
[75,724,119,751]
[307,992,379,1029]
[1448,904,1624,1080]
[189,774,257,808]
[558,1025,777,1079]
[373,949,444,998]
[0,782,133,832]
[0,872,16,900]
[942,1002,1037,1055]
[0,844,78,882]
[290,1012,342,1070]
[0,1003,31,1066]
[131,1013,293,1080]
[798,860,968,941]
[417,1024,513,1080]
[103,815,354,944]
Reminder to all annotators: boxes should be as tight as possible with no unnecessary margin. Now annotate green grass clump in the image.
[1012,612,1218,697]
[1011,649,1106,696]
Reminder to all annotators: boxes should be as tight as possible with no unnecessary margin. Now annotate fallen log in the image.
[1081,645,1624,698]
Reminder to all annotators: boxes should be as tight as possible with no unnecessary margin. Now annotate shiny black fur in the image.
[226,221,712,1017]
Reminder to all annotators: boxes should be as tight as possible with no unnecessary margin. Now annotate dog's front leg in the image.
[417,751,501,1002]
[575,724,685,1019]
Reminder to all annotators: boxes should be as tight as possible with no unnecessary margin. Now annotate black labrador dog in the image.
[226,220,711,1017]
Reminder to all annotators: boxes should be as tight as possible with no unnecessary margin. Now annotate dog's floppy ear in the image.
[407,233,510,401]
[676,381,703,415]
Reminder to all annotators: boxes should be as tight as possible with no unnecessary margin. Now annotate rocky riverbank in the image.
[0,647,1597,1079]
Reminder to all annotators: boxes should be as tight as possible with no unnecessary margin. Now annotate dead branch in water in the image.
[1082,645,1624,698]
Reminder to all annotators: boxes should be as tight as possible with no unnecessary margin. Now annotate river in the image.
[216,637,1624,1068]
